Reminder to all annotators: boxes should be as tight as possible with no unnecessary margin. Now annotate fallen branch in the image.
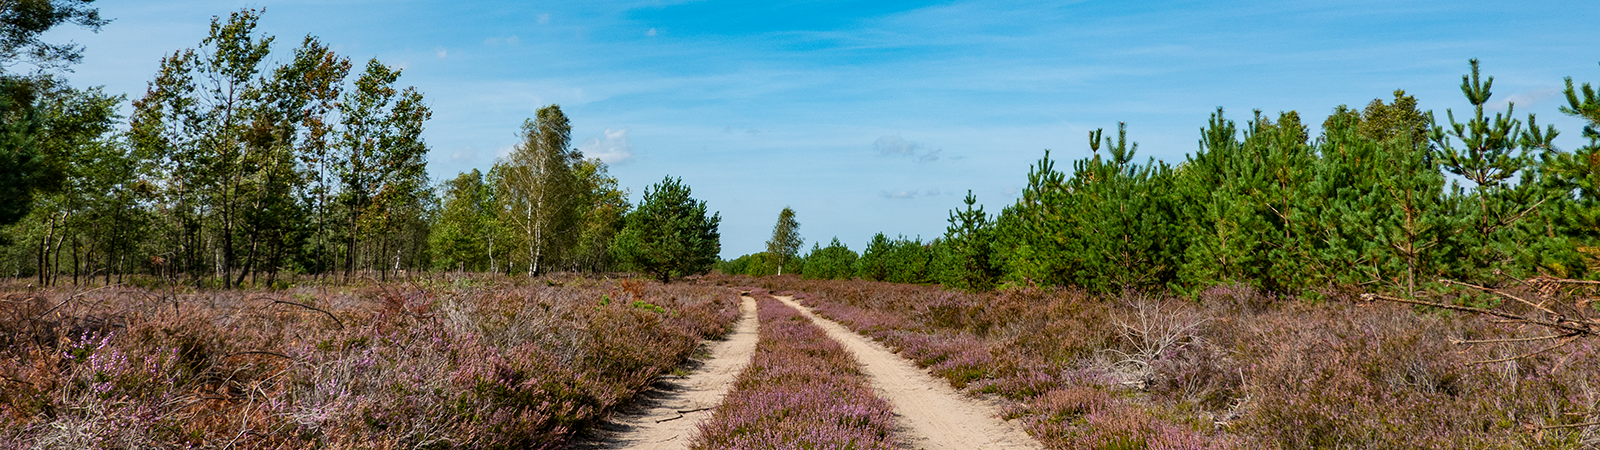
[1364,277,1600,363]
[268,300,344,329]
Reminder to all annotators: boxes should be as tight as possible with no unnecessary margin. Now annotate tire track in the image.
[774,295,1044,450]
[573,295,759,450]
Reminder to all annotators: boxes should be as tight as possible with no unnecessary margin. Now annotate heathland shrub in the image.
[0,275,739,449]
[741,275,1600,449]
[691,293,898,450]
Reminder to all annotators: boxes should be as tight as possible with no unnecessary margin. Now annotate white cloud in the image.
[537,13,550,25]
[1504,86,1561,109]
[435,47,448,59]
[577,128,636,164]
[647,28,658,37]
[507,36,520,45]
[450,146,477,161]
[874,135,920,156]
[881,190,917,199]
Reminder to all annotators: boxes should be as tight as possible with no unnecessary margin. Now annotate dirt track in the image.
[774,295,1043,450]
[573,295,759,450]
[582,293,1042,449]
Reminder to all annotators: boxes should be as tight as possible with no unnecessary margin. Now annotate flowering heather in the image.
[0,274,739,449]
[691,294,898,450]
[734,274,1600,449]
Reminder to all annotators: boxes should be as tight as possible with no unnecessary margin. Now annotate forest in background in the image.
[0,7,722,288]
[9,1,1600,302]
[727,60,1600,299]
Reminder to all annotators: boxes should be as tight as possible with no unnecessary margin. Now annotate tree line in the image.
[0,6,724,286]
[729,60,1600,297]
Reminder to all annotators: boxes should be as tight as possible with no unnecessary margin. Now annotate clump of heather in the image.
[691,294,898,450]
[0,275,740,449]
[739,275,1600,449]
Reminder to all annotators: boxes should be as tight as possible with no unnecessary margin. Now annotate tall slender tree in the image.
[496,105,580,276]
[336,58,431,281]
[764,206,802,275]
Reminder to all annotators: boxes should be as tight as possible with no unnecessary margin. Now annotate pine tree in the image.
[1430,59,1548,283]
[942,190,996,290]
[614,176,721,283]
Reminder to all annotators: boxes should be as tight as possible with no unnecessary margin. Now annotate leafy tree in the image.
[716,252,760,276]
[128,9,275,287]
[802,237,858,280]
[764,206,802,275]
[615,176,721,283]
[336,57,431,281]
[0,0,107,228]
[568,158,630,272]
[430,169,495,272]
[855,233,936,284]
[496,105,580,276]
[0,0,108,73]
[0,81,44,228]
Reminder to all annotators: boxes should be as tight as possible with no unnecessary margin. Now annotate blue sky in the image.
[42,0,1600,258]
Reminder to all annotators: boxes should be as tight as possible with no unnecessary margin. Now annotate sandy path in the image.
[774,295,1044,450]
[571,295,759,450]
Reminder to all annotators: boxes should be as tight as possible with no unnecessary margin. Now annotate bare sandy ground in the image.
[774,295,1045,450]
[571,295,759,450]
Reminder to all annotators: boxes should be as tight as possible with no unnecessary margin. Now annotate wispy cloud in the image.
[538,13,550,25]
[435,47,448,59]
[1503,86,1562,109]
[881,189,917,199]
[874,135,920,156]
[879,188,951,199]
[578,128,636,164]
[647,27,658,36]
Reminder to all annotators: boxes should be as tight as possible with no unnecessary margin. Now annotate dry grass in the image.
[0,274,740,449]
[736,274,1600,450]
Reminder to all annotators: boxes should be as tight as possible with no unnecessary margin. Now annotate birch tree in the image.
[496,105,579,276]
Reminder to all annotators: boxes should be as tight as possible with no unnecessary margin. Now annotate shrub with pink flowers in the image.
[691,293,899,449]
[0,275,739,449]
[736,274,1600,449]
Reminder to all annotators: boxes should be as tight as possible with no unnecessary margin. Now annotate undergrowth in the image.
[0,274,739,449]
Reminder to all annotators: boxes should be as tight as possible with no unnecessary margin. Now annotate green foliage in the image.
[569,158,631,272]
[1176,109,1315,292]
[856,233,938,284]
[802,237,858,280]
[764,206,802,275]
[0,80,45,228]
[872,60,1600,296]
[495,105,581,276]
[429,169,496,272]
[614,176,721,283]
[988,124,1180,293]
[0,0,108,72]
[939,190,997,290]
